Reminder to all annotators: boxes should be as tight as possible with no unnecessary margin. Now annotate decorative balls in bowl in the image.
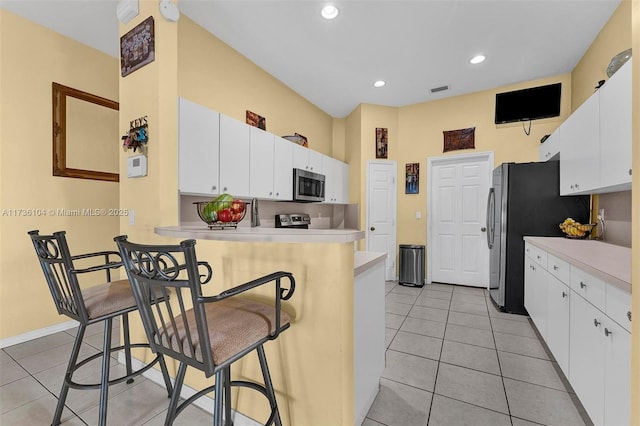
[195,194,247,229]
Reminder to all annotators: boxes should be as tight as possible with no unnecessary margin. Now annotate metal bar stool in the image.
[28,230,173,426]
[114,236,295,426]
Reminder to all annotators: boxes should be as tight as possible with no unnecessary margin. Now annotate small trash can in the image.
[399,244,425,287]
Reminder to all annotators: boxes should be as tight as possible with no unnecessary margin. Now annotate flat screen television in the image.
[495,82,561,124]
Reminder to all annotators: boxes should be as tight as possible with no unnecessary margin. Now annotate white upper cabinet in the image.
[273,137,293,201]
[323,156,350,204]
[219,114,250,197]
[559,58,632,195]
[539,128,560,162]
[249,127,275,199]
[178,98,220,195]
[599,59,632,191]
[293,143,323,173]
[559,93,600,195]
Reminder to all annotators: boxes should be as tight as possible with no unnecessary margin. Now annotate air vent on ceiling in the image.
[430,85,449,94]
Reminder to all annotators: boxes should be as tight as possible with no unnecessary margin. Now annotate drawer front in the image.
[525,243,547,268]
[606,283,631,332]
[570,266,606,311]
[547,254,569,284]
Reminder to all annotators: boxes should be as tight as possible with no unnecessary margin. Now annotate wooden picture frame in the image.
[376,128,388,159]
[52,82,120,182]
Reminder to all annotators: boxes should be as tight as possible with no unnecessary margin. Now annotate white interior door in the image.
[427,152,492,287]
[366,161,397,281]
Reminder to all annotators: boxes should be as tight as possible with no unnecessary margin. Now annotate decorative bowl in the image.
[194,200,247,230]
[559,221,596,239]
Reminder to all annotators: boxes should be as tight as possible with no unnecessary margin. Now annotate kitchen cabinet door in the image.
[338,160,349,203]
[569,293,605,425]
[599,59,632,191]
[219,114,250,197]
[323,156,339,203]
[273,137,293,201]
[292,143,323,173]
[249,127,275,199]
[524,256,547,340]
[559,93,600,195]
[539,128,560,162]
[178,98,220,195]
[546,275,570,375]
[602,318,631,426]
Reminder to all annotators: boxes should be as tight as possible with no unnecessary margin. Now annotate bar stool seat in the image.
[28,230,173,426]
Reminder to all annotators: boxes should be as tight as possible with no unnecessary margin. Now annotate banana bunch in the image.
[559,218,594,238]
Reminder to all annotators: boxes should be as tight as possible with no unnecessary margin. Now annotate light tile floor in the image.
[364,281,591,426]
[0,282,591,425]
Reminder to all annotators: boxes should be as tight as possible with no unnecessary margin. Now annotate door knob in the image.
[481,227,487,232]
[370,226,375,231]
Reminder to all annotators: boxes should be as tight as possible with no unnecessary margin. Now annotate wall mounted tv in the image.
[495,82,561,124]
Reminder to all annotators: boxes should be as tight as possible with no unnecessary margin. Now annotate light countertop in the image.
[523,237,631,292]
[155,225,365,244]
[354,251,386,276]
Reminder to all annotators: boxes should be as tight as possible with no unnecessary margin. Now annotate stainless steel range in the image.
[275,214,311,229]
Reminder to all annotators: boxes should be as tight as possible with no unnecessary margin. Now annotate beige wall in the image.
[572,1,631,111]
[630,0,639,423]
[345,74,571,253]
[0,10,120,340]
[177,17,333,156]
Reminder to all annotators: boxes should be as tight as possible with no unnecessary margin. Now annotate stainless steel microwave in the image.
[293,168,325,202]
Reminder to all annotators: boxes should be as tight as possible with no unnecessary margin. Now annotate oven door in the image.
[293,169,325,202]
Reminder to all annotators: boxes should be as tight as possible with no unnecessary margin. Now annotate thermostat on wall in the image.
[127,154,147,178]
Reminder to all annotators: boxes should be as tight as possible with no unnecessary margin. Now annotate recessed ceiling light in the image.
[373,80,386,88]
[470,55,486,64]
[321,5,339,19]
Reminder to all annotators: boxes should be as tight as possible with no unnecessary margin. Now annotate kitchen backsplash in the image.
[597,190,631,247]
[180,194,358,230]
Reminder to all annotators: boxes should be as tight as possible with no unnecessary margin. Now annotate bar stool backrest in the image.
[29,230,92,323]
[115,237,217,376]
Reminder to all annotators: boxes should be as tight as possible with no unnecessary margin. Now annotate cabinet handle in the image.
[276,192,279,196]
[580,281,586,289]
[628,311,632,322]
[604,328,612,337]
[570,185,574,190]
[269,192,273,195]
[575,184,580,189]
[537,255,541,260]
[223,187,228,191]
[212,185,217,190]
[553,265,559,271]
[562,291,567,298]
[531,265,536,271]
[594,318,601,327]
[629,169,633,176]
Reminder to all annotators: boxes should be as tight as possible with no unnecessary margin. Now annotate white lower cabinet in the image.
[569,292,606,424]
[546,275,570,375]
[525,241,631,426]
[524,255,547,340]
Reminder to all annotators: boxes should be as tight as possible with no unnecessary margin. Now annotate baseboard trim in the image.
[0,319,78,349]
[118,353,260,426]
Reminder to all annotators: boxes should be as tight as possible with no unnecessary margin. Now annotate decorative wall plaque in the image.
[405,163,419,194]
[443,127,475,152]
[120,16,155,77]
[246,110,266,130]
[376,128,388,158]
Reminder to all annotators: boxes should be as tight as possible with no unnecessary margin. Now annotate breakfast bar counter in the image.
[155,225,365,243]
[146,225,382,426]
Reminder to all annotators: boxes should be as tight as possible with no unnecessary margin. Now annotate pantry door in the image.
[366,160,397,281]
[427,152,493,287]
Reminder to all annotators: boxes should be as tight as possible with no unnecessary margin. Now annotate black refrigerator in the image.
[486,161,590,314]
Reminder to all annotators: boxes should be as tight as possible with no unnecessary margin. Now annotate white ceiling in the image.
[1,0,622,118]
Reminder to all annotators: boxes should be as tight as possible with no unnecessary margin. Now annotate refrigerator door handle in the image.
[486,188,495,249]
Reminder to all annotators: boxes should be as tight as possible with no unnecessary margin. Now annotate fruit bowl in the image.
[194,199,247,230]
[559,219,596,239]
